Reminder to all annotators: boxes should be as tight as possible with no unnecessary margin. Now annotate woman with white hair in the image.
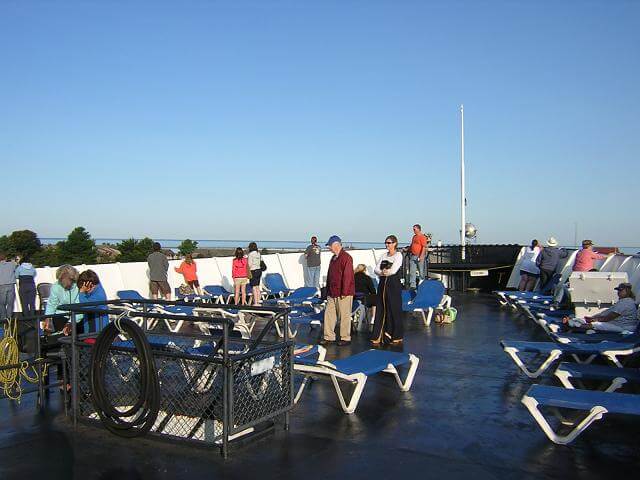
[44,264,79,332]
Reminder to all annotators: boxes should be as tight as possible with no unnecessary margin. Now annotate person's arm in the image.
[374,258,383,276]
[419,237,427,261]
[585,311,619,323]
[174,262,184,274]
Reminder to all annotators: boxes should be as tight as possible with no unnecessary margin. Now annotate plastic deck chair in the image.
[553,362,640,392]
[264,287,321,307]
[263,273,293,298]
[116,289,161,330]
[294,346,419,413]
[202,285,235,304]
[37,282,52,311]
[521,384,640,444]
[401,280,451,326]
[499,339,640,378]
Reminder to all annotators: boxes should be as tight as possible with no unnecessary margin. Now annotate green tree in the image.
[58,227,97,264]
[8,230,42,259]
[178,239,198,256]
[0,236,12,256]
[116,237,155,262]
[31,245,62,267]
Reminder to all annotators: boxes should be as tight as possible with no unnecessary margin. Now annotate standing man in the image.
[303,236,322,289]
[147,242,171,300]
[321,236,355,347]
[536,237,565,292]
[0,252,17,319]
[409,224,428,289]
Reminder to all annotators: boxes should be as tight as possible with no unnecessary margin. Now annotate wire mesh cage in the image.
[60,300,294,456]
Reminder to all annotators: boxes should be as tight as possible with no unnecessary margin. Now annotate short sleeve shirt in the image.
[410,234,427,256]
[305,244,321,267]
[607,297,638,331]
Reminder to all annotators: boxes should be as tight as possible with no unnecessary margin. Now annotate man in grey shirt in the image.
[147,242,170,299]
[0,252,17,320]
[303,236,322,289]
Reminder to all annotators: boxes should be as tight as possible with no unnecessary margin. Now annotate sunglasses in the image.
[385,241,394,245]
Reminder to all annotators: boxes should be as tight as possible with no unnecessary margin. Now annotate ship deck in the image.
[1,293,638,479]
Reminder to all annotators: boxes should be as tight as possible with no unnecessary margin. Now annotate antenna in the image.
[460,104,466,260]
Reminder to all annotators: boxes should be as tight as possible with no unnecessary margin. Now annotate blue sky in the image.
[1,1,638,246]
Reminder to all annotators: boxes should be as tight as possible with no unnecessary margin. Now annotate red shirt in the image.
[232,258,249,278]
[326,249,355,298]
[573,249,606,272]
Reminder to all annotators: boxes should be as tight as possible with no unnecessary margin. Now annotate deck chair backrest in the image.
[203,285,229,296]
[264,273,288,293]
[291,287,318,298]
[414,280,445,307]
[37,282,52,310]
[117,289,146,301]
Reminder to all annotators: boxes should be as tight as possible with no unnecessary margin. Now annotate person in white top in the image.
[518,239,541,292]
[371,235,404,346]
[247,242,263,306]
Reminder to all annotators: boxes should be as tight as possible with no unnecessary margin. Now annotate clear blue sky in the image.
[1,1,638,246]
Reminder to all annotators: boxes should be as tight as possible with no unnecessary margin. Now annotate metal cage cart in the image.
[60,299,294,457]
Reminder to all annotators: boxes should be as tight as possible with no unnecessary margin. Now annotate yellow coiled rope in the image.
[0,317,47,402]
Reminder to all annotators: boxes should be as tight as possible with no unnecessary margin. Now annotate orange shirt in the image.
[410,234,427,256]
[175,261,198,282]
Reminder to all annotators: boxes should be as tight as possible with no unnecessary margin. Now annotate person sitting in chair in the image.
[563,282,638,333]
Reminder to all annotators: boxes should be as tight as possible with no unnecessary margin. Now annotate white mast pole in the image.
[460,104,466,260]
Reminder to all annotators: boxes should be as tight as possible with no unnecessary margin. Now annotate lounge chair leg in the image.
[331,374,367,414]
[521,395,608,445]
[294,376,312,404]
[503,347,562,378]
[385,354,420,391]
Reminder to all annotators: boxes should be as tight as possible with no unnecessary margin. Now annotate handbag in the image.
[260,260,267,272]
[179,283,194,295]
[434,307,457,324]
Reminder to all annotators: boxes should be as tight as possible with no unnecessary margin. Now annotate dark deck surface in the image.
[1,293,638,479]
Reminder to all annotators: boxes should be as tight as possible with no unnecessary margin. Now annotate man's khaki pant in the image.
[323,295,353,341]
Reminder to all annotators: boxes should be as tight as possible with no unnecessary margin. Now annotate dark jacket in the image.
[326,249,355,298]
[354,272,376,295]
[536,247,567,272]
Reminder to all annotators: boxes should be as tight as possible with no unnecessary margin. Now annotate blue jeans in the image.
[304,266,321,289]
[0,284,16,319]
[408,255,425,288]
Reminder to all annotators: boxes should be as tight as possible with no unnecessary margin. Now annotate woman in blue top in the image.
[15,257,37,315]
[75,269,108,333]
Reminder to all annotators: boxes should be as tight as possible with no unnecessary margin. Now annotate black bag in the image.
[260,260,267,272]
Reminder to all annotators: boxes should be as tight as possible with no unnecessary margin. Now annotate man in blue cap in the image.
[321,235,355,346]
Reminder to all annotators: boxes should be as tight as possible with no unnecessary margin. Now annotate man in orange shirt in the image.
[409,224,429,289]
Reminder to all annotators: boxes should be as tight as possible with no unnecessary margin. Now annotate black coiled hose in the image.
[89,318,160,438]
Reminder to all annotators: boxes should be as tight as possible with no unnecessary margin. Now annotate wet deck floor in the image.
[1,293,638,479]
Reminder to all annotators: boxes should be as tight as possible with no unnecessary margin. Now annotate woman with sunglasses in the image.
[371,235,404,346]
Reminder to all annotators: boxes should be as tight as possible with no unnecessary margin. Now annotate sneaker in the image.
[337,340,351,346]
[319,338,334,346]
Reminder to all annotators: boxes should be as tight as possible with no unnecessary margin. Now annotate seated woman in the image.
[75,269,108,333]
[44,264,80,332]
[354,264,377,319]
[564,282,638,333]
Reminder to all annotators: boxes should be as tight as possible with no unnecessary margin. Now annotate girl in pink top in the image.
[232,247,249,305]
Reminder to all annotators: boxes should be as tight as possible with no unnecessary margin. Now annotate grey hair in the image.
[56,264,79,282]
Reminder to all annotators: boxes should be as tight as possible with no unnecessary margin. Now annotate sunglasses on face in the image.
[385,241,394,245]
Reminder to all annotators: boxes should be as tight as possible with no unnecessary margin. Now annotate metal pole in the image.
[284,308,291,431]
[71,312,78,429]
[222,319,230,458]
[460,104,466,261]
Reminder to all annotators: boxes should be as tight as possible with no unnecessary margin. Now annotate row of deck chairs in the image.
[495,286,640,444]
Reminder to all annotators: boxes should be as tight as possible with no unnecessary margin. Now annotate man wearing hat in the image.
[566,283,638,333]
[321,235,355,346]
[535,237,566,292]
[572,239,610,272]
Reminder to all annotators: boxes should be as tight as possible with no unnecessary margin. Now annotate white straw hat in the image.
[546,237,558,247]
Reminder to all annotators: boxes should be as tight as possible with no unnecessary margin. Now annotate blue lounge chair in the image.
[264,287,321,307]
[202,285,235,304]
[554,362,640,392]
[284,301,365,338]
[500,339,640,378]
[521,384,640,444]
[402,280,451,325]
[116,289,194,332]
[294,347,420,413]
[263,273,294,298]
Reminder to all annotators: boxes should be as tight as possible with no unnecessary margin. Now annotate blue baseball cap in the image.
[325,235,342,246]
